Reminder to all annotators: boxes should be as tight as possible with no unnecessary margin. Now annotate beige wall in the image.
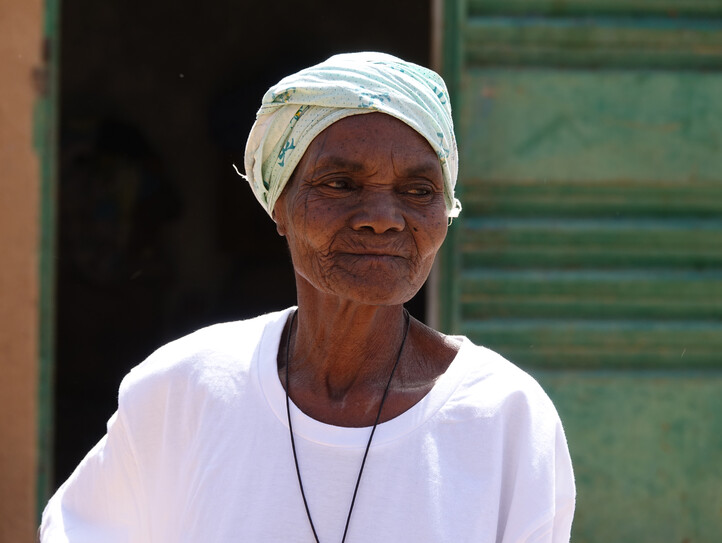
[0,0,44,540]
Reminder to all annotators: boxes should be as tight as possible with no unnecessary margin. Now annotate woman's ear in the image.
[272,207,287,237]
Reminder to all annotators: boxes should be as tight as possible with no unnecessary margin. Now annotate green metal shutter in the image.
[438,1,722,541]
[35,0,60,518]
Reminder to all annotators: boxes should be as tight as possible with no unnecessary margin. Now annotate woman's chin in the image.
[324,275,422,306]
[296,261,429,306]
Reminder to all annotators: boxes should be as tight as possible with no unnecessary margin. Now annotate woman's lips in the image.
[344,251,404,257]
[337,252,407,264]
[333,237,412,262]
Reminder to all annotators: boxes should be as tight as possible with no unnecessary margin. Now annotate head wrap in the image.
[242,52,461,218]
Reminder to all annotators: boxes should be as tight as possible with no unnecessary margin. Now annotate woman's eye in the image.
[405,186,433,196]
[324,179,351,189]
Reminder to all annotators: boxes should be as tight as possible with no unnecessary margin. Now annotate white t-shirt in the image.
[41,308,575,542]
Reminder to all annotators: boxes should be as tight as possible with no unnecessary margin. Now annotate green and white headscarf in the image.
[242,52,461,218]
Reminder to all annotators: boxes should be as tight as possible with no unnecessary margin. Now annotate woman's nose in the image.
[349,190,405,233]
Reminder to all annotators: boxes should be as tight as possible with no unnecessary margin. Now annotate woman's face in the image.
[273,113,448,306]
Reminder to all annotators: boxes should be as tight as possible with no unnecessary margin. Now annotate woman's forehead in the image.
[302,113,440,170]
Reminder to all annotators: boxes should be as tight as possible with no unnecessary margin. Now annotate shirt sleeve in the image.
[524,418,576,543]
[39,408,149,543]
[550,419,576,543]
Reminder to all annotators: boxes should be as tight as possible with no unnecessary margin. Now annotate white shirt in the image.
[41,308,575,542]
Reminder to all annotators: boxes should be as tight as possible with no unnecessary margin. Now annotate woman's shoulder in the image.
[118,308,292,403]
[446,337,561,424]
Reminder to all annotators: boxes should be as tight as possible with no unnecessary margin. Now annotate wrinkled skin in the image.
[273,112,459,427]
[273,112,448,306]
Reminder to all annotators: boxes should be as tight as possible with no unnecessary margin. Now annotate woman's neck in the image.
[291,286,408,401]
[278,274,460,427]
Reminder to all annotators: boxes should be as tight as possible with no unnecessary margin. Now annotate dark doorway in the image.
[55,1,431,488]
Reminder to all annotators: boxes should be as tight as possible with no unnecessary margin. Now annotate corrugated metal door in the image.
[35,0,60,518]
[437,1,722,540]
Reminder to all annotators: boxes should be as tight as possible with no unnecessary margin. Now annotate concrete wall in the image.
[0,0,43,540]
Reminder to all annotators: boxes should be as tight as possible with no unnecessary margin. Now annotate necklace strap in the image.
[285,309,320,543]
[285,308,411,543]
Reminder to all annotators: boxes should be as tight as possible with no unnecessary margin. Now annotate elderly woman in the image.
[41,53,575,542]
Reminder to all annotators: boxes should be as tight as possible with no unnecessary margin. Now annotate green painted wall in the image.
[439,1,722,540]
[35,0,60,518]
[457,70,722,369]
[540,372,722,542]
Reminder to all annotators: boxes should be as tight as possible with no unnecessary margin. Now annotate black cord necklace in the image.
[284,308,411,543]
